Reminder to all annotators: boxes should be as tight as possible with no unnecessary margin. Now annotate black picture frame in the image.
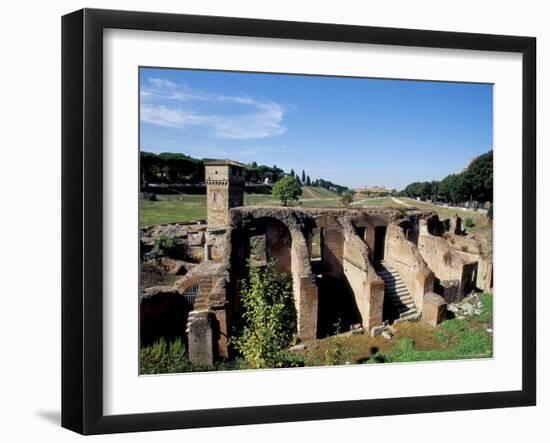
[62,8,536,435]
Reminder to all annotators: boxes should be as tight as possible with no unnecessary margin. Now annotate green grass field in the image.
[140,194,207,227]
[140,186,344,227]
[351,197,394,207]
[301,186,339,199]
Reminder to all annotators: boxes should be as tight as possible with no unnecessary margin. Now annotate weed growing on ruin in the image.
[324,320,347,365]
[232,261,298,369]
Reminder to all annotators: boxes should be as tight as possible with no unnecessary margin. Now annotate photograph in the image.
[138,67,494,374]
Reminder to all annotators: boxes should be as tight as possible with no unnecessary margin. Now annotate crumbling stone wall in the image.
[142,202,472,365]
[230,207,319,343]
[477,257,493,292]
[342,222,384,330]
[417,219,478,303]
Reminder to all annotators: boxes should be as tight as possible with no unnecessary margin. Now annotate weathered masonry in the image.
[205,160,245,228]
[140,161,493,365]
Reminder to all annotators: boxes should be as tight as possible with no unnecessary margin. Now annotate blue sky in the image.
[140,67,493,189]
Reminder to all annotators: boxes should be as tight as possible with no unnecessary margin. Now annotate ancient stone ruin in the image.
[140,160,493,366]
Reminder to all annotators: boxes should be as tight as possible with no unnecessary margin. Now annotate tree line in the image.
[140,151,349,193]
[400,150,493,204]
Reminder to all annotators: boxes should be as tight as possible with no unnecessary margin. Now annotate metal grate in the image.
[182,284,198,306]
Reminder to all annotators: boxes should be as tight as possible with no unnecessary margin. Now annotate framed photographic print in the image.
[62,8,536,435]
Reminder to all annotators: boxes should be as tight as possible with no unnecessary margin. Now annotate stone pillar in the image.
[204,243,212,261]
[296,277,318,342]
[290,230,318,342]
[449,216,462,235]
[188,311,217,367]
[367,279,385,329]
[321,226,344,278]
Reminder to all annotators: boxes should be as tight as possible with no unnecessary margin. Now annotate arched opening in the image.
[140,292,193,347]
[230,214,319,343]
[244,217,292,275]
[315,224,362,337]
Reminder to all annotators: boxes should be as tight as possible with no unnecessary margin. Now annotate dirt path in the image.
[390,197,412,207]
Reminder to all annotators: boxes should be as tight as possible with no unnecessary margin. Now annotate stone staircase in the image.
[376,261,418,320]
[184,279,212,334]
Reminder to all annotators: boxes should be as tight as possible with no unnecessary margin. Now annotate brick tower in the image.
[205,160,245,228]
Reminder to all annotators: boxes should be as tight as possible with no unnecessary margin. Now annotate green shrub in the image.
[140,337,191,374]
[324,320,347,365]
[232,261,297,369]
[152,236,188,260]
[464,217,475,228]
[272,176,302,206]
[141,337,244,373]
[339,190,354,207]
[487,203,493,220]
[143,191,157,201]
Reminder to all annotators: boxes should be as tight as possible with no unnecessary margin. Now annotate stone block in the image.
[371,325,385,337]
[188,311,217,367]
[422,292,447,327]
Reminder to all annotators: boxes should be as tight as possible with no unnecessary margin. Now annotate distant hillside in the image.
[301,186,339,199]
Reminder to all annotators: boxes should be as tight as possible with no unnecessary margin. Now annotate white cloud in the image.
[140,77,287,139]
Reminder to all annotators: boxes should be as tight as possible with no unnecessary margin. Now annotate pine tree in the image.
[306,175,311,186]
[301,170,306,184]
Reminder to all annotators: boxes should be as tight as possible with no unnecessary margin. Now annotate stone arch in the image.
[176,274,205,298]
[140,288,193,347]
[231,209,319,342]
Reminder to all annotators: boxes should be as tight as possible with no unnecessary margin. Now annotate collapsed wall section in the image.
[417,219,478,303]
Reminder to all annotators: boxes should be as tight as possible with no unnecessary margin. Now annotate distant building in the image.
[355,185,391,195]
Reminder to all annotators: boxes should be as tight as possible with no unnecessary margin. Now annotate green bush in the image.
[141,337,244,373]
[487,203,493,220]
[140,337,191,374]
[464,217,475,228]
[232,261,297,369]
[339,190,354,207]
[324,320,347,365]
[152,236,188,260]
[272,176,302,206]
[143,191,157,201]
